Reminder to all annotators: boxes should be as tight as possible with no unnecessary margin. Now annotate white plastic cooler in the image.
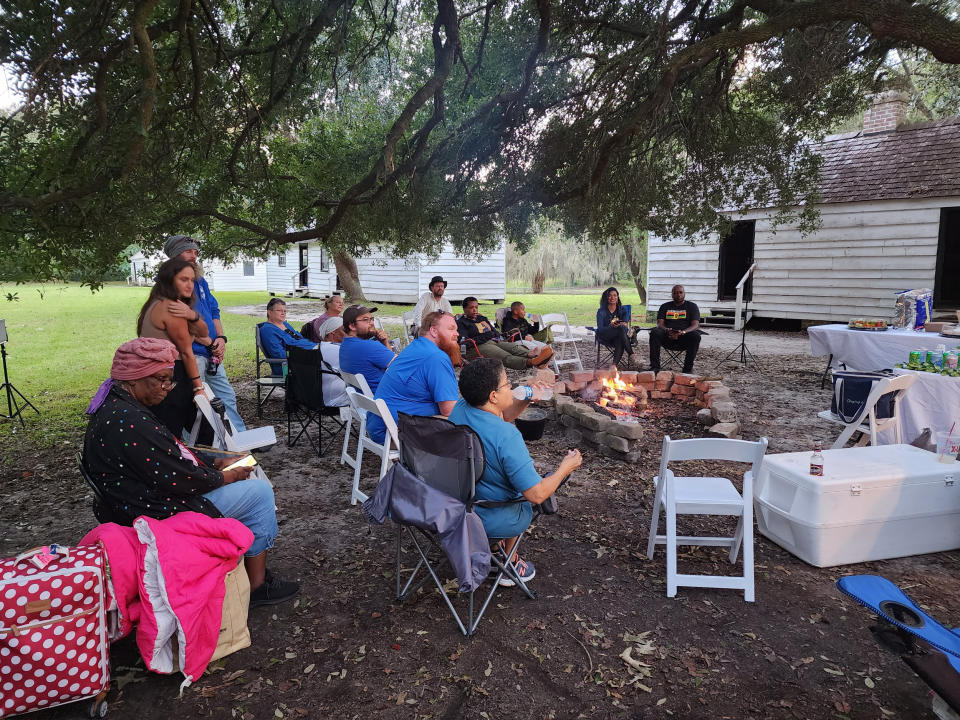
[754,444,960,567]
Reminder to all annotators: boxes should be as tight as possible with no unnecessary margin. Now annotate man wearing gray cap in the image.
[317,316,348,408]
[163,234,246,432]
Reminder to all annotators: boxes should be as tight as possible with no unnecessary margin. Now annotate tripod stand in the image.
[714,300,762,373]
[1,343,39,425]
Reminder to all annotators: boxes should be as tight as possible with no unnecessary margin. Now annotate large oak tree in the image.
[1,0,959,291]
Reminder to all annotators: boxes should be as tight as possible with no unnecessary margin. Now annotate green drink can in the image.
[909,350,923,365]
[927,350,940,365]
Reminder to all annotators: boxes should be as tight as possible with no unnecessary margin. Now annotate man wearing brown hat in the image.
[338,304,396,394]
[163,234,246,433]
[413,275,453,328]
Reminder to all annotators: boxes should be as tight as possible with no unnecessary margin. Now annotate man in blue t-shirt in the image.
[164,234,246,432]
[449,358,582,586]
[338,304,396,395]
[366,311,461,444]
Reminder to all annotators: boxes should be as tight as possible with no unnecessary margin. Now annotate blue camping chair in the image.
[838,574,960,713]
[587,304,634,367]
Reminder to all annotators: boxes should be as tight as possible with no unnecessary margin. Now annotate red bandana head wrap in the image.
[110,337,179,380]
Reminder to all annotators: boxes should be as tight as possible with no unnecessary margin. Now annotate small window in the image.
[320,248,329,273]
[277,254,286,267]
[243,261,255,276]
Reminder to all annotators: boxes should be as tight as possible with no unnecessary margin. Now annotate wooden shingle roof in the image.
[815,117,960,204]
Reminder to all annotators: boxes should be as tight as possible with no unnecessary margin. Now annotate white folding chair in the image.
[339,370,374,469]
[541,312,584,374]
[401,310,418,348]
[817,373,917,449]
[188,383,277,453]
[646,435,768,602]
[344,388,400,505]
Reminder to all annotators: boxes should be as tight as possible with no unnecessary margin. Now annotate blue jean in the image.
[204,477,278,556]
[195,355,247,432]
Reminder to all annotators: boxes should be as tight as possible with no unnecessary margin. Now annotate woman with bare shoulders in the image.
[136,257,212,437]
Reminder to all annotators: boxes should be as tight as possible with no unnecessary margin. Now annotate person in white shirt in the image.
[412,275,454,327]
[317,316,349,408]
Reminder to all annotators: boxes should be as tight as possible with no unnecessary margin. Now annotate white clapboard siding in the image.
[266,248,299,293]
[356,241,506,304]
[306,244,337,297]
[204,258,268,292]
[355,254,421,303]
[648,196,955,321]
[419,242,506,303]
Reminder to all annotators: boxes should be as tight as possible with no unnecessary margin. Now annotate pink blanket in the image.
[81,512,252,690]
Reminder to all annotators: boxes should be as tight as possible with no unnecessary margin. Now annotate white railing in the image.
[288,266,335,297]
[733,262,757,331]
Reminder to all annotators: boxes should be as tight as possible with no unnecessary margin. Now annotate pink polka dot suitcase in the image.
[0,544,111,718]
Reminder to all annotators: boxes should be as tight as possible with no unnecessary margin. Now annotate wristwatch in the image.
[216,335,227,344]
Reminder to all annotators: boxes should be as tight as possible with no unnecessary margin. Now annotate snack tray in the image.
[847,325,889,332]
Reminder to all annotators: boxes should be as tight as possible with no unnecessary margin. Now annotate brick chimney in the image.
[862,90,909,134]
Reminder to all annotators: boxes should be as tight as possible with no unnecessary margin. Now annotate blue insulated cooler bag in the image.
[830,370,896,423]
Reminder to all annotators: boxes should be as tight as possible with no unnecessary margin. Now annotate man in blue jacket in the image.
[164,235,246,432]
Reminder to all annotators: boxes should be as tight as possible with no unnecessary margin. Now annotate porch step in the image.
[701,308,735,328]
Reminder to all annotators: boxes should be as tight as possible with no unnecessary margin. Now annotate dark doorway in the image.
[935,207,960,308]
[298,244,309,288]
[718,220,755,301]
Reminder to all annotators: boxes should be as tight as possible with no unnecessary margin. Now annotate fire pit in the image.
[552,369,742,462]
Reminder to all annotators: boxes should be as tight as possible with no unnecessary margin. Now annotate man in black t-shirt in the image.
[650,285,701,373]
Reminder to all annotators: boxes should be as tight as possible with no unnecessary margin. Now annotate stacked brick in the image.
[549,369,742,461]
[554,370,740,462]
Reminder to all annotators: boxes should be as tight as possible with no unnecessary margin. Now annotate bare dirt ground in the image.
[3,326,959,720]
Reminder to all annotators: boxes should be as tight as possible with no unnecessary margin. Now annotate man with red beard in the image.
[365,310,460,444]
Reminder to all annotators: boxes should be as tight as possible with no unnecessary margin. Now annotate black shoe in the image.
[250,571,300,607]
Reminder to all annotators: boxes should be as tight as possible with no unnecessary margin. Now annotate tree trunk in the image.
[333,251,366,302]
[532,267,545,294]
[620,236,647,306]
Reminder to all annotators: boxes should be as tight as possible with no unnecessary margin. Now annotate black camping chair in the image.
[284,346,346,457]
[76,452,130,525]
[394,413,540,636]
[588,304,635,367]
[255,322,287,418]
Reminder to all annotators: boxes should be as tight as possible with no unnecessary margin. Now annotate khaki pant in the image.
[467,340,530,370]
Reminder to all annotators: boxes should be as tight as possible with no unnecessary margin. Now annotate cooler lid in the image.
[763,444,953,492]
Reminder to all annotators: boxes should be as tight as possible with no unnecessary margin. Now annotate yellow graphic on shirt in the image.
[665,309,687,320]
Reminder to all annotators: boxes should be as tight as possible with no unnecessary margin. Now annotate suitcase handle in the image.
[13,545,71,566]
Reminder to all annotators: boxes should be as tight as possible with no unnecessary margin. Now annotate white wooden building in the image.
[135,239,506,302]
[259,240,506,303]
[647,92,960,323]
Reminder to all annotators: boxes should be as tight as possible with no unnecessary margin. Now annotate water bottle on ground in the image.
[512,385,553,402]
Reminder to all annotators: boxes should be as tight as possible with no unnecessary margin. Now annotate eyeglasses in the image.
[148,376,177,391]
[497,381,511,391]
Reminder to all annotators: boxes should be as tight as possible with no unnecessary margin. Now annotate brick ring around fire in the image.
[549,369,741,463]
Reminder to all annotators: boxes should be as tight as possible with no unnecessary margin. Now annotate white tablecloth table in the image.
[808,324,954,371]
[881,368,960,444]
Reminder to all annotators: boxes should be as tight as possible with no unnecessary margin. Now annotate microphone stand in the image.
[714,298,762,373]
[1,343,39,425]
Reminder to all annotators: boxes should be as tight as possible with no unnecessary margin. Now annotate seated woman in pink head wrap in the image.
[82,338,299,608]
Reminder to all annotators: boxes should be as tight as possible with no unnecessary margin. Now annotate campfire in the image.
[574,370,648,421]
[555,369,741,462]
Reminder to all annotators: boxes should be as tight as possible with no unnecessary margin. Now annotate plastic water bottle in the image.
[512,385,552,402]
[810,441,824,476]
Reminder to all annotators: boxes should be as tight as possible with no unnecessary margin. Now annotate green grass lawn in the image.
[0,282,644,449]
[0,283,277,447]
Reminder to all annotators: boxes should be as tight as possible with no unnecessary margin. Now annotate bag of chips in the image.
[894,289,933,329]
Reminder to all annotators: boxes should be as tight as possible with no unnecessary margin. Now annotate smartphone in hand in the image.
[223,455,258,472]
